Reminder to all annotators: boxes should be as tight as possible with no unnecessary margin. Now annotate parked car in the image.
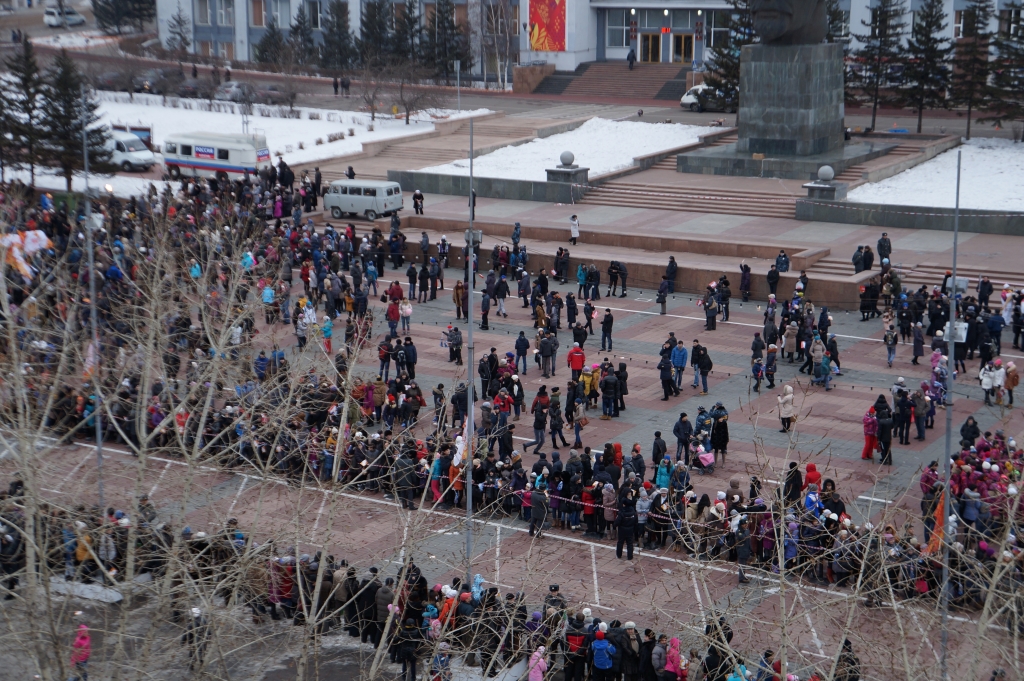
[93,71,128,92]
[214,81,256,102]
[43,5,86,27]
[680,83,708,109]
[177,78,210,99]
[690,88,737,113]
[256,84,288,105]
[133,68,176,94]
[106,131,156,172]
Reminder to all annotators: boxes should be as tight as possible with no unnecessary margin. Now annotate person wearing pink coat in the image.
[70,624,91,680]
[528,646,548,681]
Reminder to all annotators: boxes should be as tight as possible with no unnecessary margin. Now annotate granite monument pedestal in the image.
[677,42,898,180]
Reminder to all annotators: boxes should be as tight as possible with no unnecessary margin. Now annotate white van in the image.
[162,132,272,182]
[323,180,403,221]
[107,131,156,172]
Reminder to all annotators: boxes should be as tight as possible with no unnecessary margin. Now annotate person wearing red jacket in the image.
[802,462,821,490]
[493,389,513,428]
[582,482,599,538]
[567,343,586,381]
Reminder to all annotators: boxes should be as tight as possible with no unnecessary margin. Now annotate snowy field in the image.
[421,118,713,181]
[1,94,487,197]
[95,92,486,167]
[847,137,1024,211]
[29,30,121,50]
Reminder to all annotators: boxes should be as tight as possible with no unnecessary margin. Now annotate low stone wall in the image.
[795,199,1024,235]
[390,218,873,310]
[388,170,581,203]
[512,64,556,94]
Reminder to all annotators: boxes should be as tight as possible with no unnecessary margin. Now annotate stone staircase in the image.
[833,144,923,187]
[535,62,687,100]
[806,256,1024,292]
[581,181,798,218]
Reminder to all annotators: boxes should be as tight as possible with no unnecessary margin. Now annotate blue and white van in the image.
[162,132,272,182]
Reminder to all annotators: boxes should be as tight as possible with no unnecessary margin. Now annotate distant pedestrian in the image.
[569,215,580,245]
[333,77,339,96]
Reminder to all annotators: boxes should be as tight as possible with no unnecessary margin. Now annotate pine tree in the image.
[901,0,952,132]
[4,37,46,185]
[92,0,132,35]
[127,0,156,32]
[320,0,357,69]
[951,0,995,139]
[983,2,1024,135]
[422,0,471,79]
[851,0,907,131]
[39,50,112,192]
[360,0,392,63]
[392,0,421,63]
[701,0,755,111]
[825,0,848,42]
[254,18,288,66]
[165,2,192,56]
[289,5,318,66]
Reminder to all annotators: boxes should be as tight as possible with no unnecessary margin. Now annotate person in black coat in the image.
[783,462,802,507]
[639,629,658,681]
[615,497,638,559]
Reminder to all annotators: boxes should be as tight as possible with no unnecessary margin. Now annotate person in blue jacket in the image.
[590,629,616,680]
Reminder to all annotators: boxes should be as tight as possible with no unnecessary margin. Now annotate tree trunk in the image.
[917,105,924,134]
[965,99,973,140]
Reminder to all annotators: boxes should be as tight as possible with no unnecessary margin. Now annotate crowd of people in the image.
[1,172,1022,681]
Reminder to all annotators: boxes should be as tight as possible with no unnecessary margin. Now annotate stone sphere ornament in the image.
[560,151,575,166]
[817,165,835,182]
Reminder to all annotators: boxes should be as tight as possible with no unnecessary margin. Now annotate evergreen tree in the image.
[360,0,392,63]
[39,50,112,192]
[127,0,156,32]
[901,0,952,132]
[951,0,995,139]
[289,5,318,66]
[254,18,288,66]
[701,0,755,112]
[165,2,193,56]
[320,0,357,69]
[983,1,1024,134]
[422,0,471,79]
[92,0,132,35]
[3,38,46,185]
[392,0,421,62]
[851,0,907,131]
[825,0,849,42]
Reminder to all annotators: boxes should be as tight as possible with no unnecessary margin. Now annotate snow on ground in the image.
[421,118,713,181]
[2,167,165,198]
[847,137,1024,212]
[30,30,121,50]
[95,92,488,167]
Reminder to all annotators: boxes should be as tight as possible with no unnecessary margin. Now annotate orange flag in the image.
[924,491,945,555]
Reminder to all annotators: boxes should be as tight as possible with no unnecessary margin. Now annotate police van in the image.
[162,132,272,182]
[323,179,404,221]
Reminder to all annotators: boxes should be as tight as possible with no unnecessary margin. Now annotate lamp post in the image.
[464,119,481,585]
[455,59,462,112]
[939,149,962,681]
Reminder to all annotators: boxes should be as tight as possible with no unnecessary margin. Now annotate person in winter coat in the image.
[528,646,548,681]
[803,462,821,490]
[665,638,682,680]
[877,407,894,465]
[592,631,617,680]
[739,261,752,301]
[912,322,925,365]
[70,623,91,680]
[750,332,765,364]
[783,462,802,507]
[861,406,878,460]
[651,634,669,681]
[777,385,794,433]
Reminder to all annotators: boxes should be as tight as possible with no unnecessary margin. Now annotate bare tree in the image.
[359,60,389,122]
[483,0,516,90]
[390,62,449,123]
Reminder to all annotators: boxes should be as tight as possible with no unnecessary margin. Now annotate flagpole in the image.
[939,149,961,681]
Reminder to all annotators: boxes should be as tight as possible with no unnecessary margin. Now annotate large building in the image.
[156,0,1020,73]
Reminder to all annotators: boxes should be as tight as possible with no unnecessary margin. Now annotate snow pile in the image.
[95,93,488,167]
[421,118,713,181]
[848,137,1024,212]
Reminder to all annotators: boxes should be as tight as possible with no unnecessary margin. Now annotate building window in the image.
[271,0,288,26]
[218,42,234,59]
[954,10,964,37]
[485,3,519,36]
[250,0,264,26]
[195,0,210,24]
[218,0,234,25]
[607,8,628,47]
[999,9,1022,37]
[308,0,320,28]
[640,9,661,30]
[671,9,691,30]
[708,10,730,47]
